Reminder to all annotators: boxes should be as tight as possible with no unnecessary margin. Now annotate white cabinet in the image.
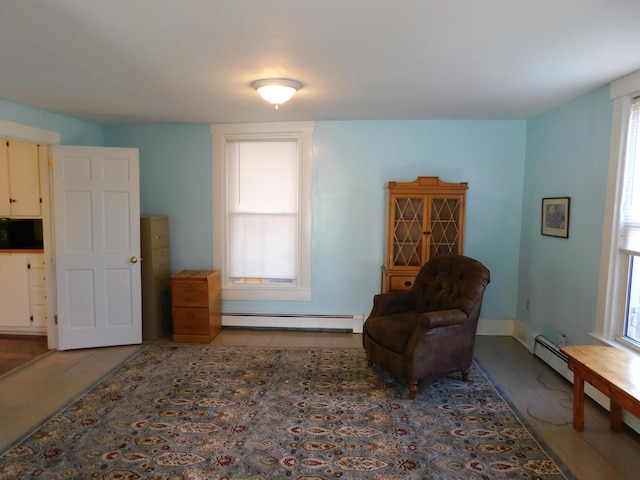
[28,256,47,328]
[0,253,46,331]
[0,138,42,217]
[0,253,30,327]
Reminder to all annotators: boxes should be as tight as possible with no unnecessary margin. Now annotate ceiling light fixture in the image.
[251,78,302,109]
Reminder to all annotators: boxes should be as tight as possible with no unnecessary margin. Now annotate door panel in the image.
[53,146,141,350]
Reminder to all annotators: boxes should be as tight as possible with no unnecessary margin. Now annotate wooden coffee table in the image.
[561,345,640,431]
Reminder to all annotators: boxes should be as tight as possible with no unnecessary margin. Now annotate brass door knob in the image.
[129,256,138,264]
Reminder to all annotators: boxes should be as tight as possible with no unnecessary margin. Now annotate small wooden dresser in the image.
[170,270,221,343]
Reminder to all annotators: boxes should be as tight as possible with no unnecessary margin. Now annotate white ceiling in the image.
[1,0,640,125]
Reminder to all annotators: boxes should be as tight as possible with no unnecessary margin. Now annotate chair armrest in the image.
[369,291,417,317]
[417,308,467,330]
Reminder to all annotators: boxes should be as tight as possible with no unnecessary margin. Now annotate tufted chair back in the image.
[411,255,490,317]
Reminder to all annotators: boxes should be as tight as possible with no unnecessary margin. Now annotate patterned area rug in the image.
[0,345,574,479]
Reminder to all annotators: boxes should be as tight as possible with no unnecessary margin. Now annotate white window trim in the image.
[211,121,313,301]
[595,69,640,351]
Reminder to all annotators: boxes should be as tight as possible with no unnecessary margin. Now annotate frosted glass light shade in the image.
[251,79,302,107]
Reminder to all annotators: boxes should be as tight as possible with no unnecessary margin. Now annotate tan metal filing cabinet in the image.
[140,215,171,340]
[171,270,221,343]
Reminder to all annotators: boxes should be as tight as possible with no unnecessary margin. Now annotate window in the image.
[211,122,313,301]
[626,256,640,342]
[597,70,640,351]
[621,100,640,344]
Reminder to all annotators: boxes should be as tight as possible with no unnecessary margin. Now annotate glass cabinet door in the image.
[428,196,463,257]
[391,195,425,267]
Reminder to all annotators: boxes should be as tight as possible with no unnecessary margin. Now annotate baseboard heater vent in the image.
[222,312,364,333]
[532,335,572,381]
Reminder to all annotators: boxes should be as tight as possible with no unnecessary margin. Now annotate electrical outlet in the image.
[558,334,566,347]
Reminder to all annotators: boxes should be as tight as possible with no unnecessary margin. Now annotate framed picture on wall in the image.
[541,197,570,238]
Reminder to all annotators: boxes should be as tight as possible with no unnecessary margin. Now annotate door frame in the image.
[0,119,60,349]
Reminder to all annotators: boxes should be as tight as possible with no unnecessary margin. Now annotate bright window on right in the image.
[601,90,640,350]
[620,99,640,346]
[625,256,640,344]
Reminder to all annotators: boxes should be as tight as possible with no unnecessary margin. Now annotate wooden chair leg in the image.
[409,380,417,400]
[461,369,469,382]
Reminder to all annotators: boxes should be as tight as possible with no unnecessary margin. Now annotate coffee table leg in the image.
[610,400,623,431]
[573,373,585,431]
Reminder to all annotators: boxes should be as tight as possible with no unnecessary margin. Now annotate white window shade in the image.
[229,214,296,279]
[226,140,299,283]
[621,99,640,255]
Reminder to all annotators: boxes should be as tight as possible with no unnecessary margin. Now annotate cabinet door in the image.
[28,255,47,328]
[426,195,465,257]
[0,140,10,216]
[6,139,41,216]
[388,194,426,268]
[0,254,31,327]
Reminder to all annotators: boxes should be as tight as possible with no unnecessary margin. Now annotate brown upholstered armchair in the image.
[363,255,490,399]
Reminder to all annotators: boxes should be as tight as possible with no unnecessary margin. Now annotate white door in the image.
[53,146,141,350]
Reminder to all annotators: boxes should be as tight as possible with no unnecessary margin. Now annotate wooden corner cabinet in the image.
[382,176,468,292]
[171,270,221,343]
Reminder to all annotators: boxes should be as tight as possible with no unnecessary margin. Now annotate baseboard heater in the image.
[532,335,572,381]
[221,312,365,333]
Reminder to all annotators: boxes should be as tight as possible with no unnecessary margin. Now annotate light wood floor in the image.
[0,334,50,377]
[1,330,639,479]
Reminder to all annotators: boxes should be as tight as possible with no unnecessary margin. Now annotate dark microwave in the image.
[0,218,44,249]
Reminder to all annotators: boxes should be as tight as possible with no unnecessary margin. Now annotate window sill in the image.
[589,332,640,357]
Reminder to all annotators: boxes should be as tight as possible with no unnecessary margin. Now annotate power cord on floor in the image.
[525,371,574,427]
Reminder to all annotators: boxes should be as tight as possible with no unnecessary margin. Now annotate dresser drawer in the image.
[30,285,46,305]
[173,308,210,335]
[29,267,46,287]
[149,247,171,276]
[389,275,415,291]
[145,217,170,249]
[171,280,209,307]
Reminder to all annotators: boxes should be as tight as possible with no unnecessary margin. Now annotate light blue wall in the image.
[9,95,595,327]
[308,120,525,319]
[103,120,526,320]
[519,86,612,345]
[104,124,214,269]
[0,98,104,145]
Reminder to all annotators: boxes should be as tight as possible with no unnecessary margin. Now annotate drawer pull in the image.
[404,281,412,287]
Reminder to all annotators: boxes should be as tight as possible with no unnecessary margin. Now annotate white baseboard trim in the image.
[476,318,514,336]
[221,316,513,337]
[222,313,365,333]
[0,327,47,336]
